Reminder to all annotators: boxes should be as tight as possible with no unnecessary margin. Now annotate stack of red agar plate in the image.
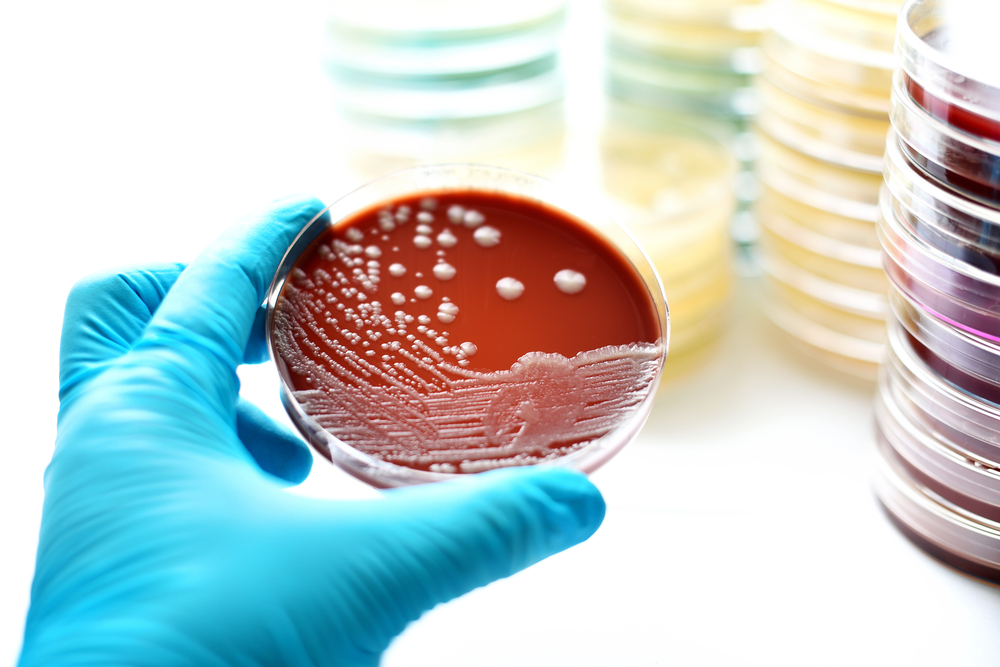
[875,0,1000,582]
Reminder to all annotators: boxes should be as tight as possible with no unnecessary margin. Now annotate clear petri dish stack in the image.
[324,0,568,179]
[755,0,902,379]
[605,0,763,247]
[605,0,764,121]
[600,0,761,372]
[601,112,736,369]
[875,0,1000,582]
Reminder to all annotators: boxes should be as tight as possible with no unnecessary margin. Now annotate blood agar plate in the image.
[879,172,1000,342]
[267,165,668,488]
[883,129,1000,272]
[896,0,1000,137]
[891,71,1000,207]
[883,319,1000,465]
[890,285,1000,405]
[877,384,1000,523]
[875,421,1000,584]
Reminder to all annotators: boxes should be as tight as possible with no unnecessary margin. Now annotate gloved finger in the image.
[59,264,185,401]
[343,467,605,644]
[137,195,327,408]
[236,397,313,484]
[243,303,270,365]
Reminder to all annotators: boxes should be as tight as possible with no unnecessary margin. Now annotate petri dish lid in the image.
[760,33,892,114]
[600,119,736,222]
[877,377,1000,522]
[768,0,898,71]
[329,0,566,39]
[758,202,882,267]
[325,13,563,78]
[761,287,884,367]
[879,157,1000,311]
[884,129,1000,248]
[885,315,1000,457]
[890,283,1000,400]
[756,74,889,173]
[759,244,888,316]
[755,129,884,219]
[328,59,564,121]
[606,11,761,71]
[897,0,1000,126]
[890,70,1000,196]
[606,0,766,31]
[874,421,1000,582]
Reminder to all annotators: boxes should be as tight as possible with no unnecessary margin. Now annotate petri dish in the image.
[874,417,1000,584]
[877,379,1000,523]
[769,0,899,54]
[890,284,1000,405]
[762,14,894,112]
[606,0,765,30]
[759,215,887,293]
[757,184,879,252]
[341,102,566,180]
[327,56,564,122]
[329,0,566,39]
[267,165,668,487]
[326,11,563,79]
[891,70,1000,207]
[879,177,1000,341]
[883,129,1000,273]
[883,318,1000,465]
[606,10,761,71]
[896,0,1000,140]
[755,75,889,173]
[606,47,758,119]
[755,130,885,214]
[762,288,883,378]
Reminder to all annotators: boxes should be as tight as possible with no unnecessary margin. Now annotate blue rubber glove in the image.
[19,196,605,667]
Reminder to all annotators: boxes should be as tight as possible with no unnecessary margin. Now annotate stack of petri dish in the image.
[875,0,1000,582]
[323,0,568,179]
[600,0,762,371]
[601,113,736,369]
[755,0,902,379]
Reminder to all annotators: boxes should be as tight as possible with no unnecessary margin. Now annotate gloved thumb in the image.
[367,467,605,625]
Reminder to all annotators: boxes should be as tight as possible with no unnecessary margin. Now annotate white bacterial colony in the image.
[554,269,586,295]
[273,198,660,473]
[496,277,525,300]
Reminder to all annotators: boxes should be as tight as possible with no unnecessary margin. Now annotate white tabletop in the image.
[2,1,999,665]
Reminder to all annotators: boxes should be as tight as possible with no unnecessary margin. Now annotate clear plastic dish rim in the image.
[890,69,1000,171]
[883,128,1000,255]
[897,0,1000,124]
[265,163,670,488]
[875,421,1000,561]
[885,316,1000,448]
[879,167,1000,296]
[889,283,1000,394]
[877,359,1000,503]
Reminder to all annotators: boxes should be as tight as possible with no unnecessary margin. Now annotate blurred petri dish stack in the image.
[874,0,1000,582]
[324,0,568,179]
[600,0,762,372]
[601,115,736,371]
[605,0,764,122]
[755,0,901,379]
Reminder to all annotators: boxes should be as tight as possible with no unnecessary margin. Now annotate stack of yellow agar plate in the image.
[755,0,902,379]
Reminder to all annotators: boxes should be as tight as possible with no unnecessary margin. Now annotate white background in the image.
[2,1,999,665]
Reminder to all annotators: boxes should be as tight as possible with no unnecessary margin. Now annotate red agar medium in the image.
[271,190,664,476]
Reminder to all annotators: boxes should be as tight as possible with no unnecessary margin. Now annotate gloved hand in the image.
[19,196,605,667]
